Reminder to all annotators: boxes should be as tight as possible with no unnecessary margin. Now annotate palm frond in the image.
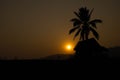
[89,22,97,28]
[70,18,82,27]
[80,29,85,40]
[69,26,79,34]
[70,18,80,22]
[74,12,80,18]
[88,8,94,19]
[74,29,81,40]
[90,19,102,23]
[89,19,102,28]
[90,27,99,40]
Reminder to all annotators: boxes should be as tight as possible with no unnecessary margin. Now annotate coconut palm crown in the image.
[69,7,102,41]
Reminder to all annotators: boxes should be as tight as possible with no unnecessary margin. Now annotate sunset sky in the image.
[0,0,120,59]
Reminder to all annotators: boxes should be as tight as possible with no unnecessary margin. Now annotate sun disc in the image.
[66,45,72,50]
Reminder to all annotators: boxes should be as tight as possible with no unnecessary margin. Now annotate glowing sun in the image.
[66,44,72,50]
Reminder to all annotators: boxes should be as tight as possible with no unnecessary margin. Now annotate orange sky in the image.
[0,0,120,59]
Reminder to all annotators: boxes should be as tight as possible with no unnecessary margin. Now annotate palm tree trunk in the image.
[85,34,88,40]
[83,35,85,41]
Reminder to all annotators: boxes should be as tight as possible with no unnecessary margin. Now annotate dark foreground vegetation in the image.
[0,56,120,65]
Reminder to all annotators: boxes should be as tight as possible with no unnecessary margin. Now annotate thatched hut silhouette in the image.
[74,38,108,58]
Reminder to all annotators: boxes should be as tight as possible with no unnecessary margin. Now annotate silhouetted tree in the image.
[69,7,102,41]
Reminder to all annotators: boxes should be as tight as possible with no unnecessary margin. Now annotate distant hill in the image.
[43,54,74,60]
[43,47,120,60]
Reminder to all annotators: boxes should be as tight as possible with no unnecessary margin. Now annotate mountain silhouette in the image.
[43,54,73,60]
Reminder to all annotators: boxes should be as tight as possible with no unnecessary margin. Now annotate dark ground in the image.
[0,57,120,72]
[0,57,120,65]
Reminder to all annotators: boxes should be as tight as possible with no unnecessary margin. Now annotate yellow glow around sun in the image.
[66,44,72,50]
[62,42,74,54]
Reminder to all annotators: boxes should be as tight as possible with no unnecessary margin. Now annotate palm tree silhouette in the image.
[69,7,102,41]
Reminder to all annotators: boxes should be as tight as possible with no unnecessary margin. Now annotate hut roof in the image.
[74,38,106,53]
